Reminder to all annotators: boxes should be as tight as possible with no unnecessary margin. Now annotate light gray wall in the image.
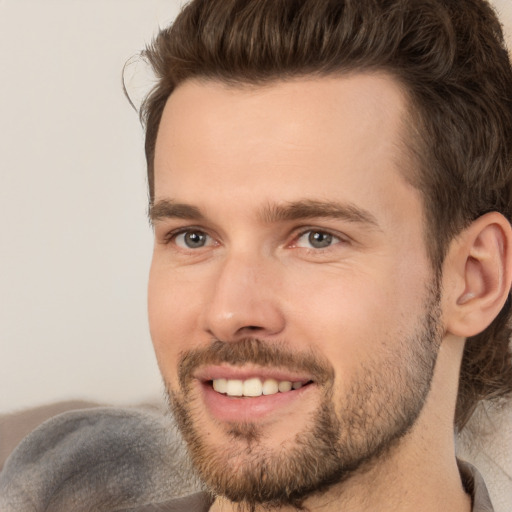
[0,0,184,413]
[1,0,511,414]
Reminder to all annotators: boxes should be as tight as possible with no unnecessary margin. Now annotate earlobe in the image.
[445,212,512,338]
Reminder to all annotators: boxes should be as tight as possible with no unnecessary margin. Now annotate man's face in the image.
[149,75,443,506]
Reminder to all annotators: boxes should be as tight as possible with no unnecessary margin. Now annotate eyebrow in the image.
[149,199,204,223]
[259,200,381,229]
[149,198,380,229]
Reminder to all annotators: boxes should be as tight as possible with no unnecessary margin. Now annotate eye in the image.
[174,230,212,249]
[295,230,341,249]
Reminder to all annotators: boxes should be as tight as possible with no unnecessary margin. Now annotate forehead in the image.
[153,73,420,228]
[156,73,410,151]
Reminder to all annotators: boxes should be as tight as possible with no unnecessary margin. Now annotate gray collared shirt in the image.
[458,460,495,512]
[130,460,494,512]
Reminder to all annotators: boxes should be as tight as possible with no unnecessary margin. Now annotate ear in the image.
[444,212,512,338]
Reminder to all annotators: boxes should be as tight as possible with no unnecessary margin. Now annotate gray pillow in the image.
[0,407,201,512]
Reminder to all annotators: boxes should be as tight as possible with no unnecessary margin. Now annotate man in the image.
[1,1,511,511]
[141,0,512,511]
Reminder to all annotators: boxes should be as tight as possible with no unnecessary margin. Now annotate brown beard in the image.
[166,285,443,511]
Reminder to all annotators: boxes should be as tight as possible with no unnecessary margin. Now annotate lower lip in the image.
[199,381,314,423]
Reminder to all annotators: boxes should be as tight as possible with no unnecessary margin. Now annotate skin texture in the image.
[148,74,512,511]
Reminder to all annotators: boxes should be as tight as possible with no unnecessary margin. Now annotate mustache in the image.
[178,338,334,390]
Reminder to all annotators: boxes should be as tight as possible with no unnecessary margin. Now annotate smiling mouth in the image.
[210,377,313,397]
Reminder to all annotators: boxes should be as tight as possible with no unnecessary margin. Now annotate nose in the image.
[202,251,286,342]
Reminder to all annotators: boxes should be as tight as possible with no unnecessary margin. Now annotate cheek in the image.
[148,253,204,328]
[147,261,202,386]
[284,259,430,379]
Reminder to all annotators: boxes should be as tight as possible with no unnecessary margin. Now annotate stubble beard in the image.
[166,285,443,511]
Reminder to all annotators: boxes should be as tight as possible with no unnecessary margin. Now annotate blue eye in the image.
[175,230,210,249]
[296,230,340,249]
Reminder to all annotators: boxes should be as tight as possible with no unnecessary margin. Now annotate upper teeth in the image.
[213,378,303,397]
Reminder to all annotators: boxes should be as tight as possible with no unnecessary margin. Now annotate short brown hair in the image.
[138,0,512,430]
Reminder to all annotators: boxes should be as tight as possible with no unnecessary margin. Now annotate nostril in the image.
[234,325,265,337]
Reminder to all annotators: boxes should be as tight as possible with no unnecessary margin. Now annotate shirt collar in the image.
[458,459,494,512]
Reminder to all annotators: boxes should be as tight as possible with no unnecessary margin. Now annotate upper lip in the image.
[193,364,314,384]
